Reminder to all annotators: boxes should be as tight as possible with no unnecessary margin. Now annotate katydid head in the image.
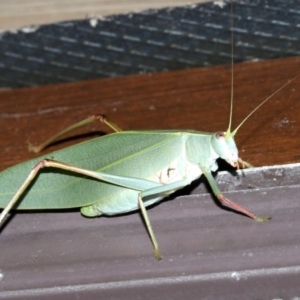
[211,132,239,168]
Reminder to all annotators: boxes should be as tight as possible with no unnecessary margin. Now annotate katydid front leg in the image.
[238,158,253,169]
[201,167,271,222]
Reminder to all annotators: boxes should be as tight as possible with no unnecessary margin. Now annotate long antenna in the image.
[231,73,300,137]
[225,0,234,139]
[225,1,300,138]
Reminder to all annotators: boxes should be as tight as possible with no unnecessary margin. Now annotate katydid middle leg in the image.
[137,178,193,259]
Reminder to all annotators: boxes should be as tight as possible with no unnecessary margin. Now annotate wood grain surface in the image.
[1,56,300,173]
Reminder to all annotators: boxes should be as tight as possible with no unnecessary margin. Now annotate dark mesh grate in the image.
[0,0,299,88]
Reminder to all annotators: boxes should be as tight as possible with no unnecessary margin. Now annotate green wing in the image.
[0,131,190,210]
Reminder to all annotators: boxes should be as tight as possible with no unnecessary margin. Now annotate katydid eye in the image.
[216,132,225,140]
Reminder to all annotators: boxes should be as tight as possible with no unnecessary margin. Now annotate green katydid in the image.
[0,72,298,260]
[1,0,300,259]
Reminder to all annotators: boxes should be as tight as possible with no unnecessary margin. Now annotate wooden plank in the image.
[0,56,300,171]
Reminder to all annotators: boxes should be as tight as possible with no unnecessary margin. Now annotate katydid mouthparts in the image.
[0,72,298,260]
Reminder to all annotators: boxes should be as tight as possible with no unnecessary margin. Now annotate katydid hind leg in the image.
[0,155,191,259]
[202,167,271,222]
[0,158,173,227]
[28,114,122,153]
[0,159,43,225]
